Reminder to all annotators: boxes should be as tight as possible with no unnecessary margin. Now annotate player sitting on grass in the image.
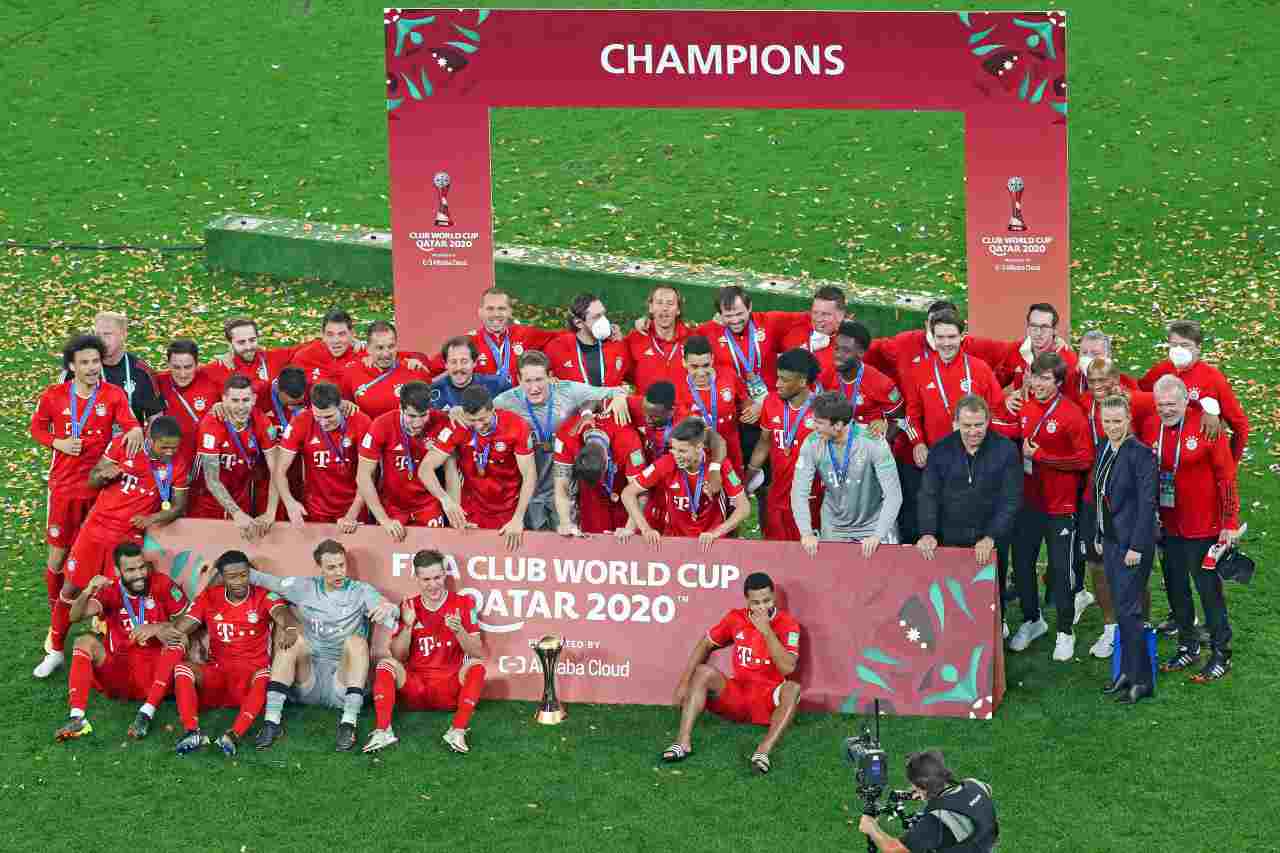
[662,571,802,775]
[364,549,487,755]
[168,550,301,756]
[248,539,399,752]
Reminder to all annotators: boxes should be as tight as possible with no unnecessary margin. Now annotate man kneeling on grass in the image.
[661,571,801,775]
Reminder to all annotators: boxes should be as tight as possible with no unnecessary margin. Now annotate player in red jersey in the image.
[37,416,191,678]
[467,288,560,384]
[289,307,363,385]
[54,543,190,742]
[31,335,142,634]
[357,382,448,540]
[191,375,278,539]
[626,381,677,467]
[167,550,300,756]
[624,285,692,393]
[620,417,749,549]
[676,334,753,471]
[340,320,433,419]
[275,382,373,529]
[746,349,822,541]
[545,293,632,387]
[154,339,222,459]
[816,322,905,426]
[552,403,646,535]
[422,385,536,549]
[365,549,488,754]
[694,284,809,399]
[661,571,801,774]
[777,285,849,378]
[204,316,304,388]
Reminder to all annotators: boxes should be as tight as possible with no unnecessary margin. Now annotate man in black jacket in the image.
[915,395,1022,632]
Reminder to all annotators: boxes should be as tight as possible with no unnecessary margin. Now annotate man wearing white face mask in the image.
[546,293,632,387]
[1138,320,1249,463]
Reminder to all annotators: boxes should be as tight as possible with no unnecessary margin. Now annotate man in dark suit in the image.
[1094,394,1158,704]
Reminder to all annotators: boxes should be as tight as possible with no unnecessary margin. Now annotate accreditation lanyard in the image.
[679,461,707,515]
[483,332,512,384]
[724,319,762,381]
[147,448,174,508]
[170,383,200,425]
[649,331,681,364]
[251,354,269,382]
[271,381,304,429]
[576,341,606,387]
[223,419,260,467]
[356,361,398,397]
[1155,420,1185,477]
[1094,441,1122,534]
[585,433,616,496]
[839,362,865,419]
[931,354,971,416]
[399,417,421,478]
[121,357,136,402]
[781,396,814,452]
[1088,399,1101,449]
[826,426,857,487]
[471,420,496,474]
[1022,394,1062,474]
[524,385,556,451]
[119,581,148,630]
[687,376,718,428]
[67,381,100,439]
[318,416,348,465]
[647,422,673,459]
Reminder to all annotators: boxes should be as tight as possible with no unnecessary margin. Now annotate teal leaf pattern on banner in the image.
[968,26,995,46]
[478,10,491,25]
[946,578,973,621]
[856,665,893,692]
[940,664,959,683]
[1012,17,1057,59]
[861,648,903,667]
[972,563,996,584]
[1030,79,1049,104]
[957,12,972,27]
[1018,70,1031,100]
[928,582,945,632]
[453,24,481,42]
[971,43,1005,57]
[142,532,161,552]
[1052,102,1068,116]
[387,97,403,112]
[840,689,862,714]
[393,15,436,57]
[446,40,479,54]
[400,72,422,100]
[921,645,985,706]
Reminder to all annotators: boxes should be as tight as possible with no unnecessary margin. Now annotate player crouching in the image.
[662,572,802,775]
[364,549,487,754]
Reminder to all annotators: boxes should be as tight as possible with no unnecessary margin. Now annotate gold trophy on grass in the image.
[533,634,567,725]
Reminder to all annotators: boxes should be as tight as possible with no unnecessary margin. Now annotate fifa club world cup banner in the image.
[146,521,1005,719]
[383,9,1069,350]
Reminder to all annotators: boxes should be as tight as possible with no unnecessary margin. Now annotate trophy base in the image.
[534,707,567,725]
[434,214,454,227]
[1007,219,1028,232]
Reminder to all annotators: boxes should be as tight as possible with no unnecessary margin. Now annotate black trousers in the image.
[896,461,923,546]
[1162,536,1232,651]
[1103,540,1154,688]
[1012,507,1076,633]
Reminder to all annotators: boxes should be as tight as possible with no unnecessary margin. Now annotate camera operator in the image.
[858,750,998,853]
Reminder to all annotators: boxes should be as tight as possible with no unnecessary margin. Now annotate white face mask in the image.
[1169,345,1194,369]
[590,315,612,342]
[1078,355,1095,376]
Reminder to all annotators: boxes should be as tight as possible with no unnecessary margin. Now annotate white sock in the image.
[69,708,85,719]
[139,703,156,718]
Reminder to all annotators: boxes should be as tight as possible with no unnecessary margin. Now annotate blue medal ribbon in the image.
[147,447,175,507]
[840,362,865,419]
[686,375,718,428]
[471,419,496,473]
[826,425,857,486]
[679,460,707,515]
[119,580,147,630]
[223,418,261,467]
[356,361,398,397]
[781,395,815,451]
[483,332,512,384]
[723,318,761,381]
[524,384,556,450]
[398,416,420,478]
[67,381,100,439]
[271,380,304,430]
[318,415,348,465]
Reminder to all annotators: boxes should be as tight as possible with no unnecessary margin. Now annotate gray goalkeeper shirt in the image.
[248,570,396,664]
[791,427,902,542]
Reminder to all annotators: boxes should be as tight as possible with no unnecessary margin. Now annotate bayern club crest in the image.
[144,597,156,610]
[1185,436,1198,451]
[1046,420,1058,434]
[393,384,404,398]
[614,357,623,371]
[1188,387,1201,400]
[720,388,732,402]
[95,403,107,417]
[495,442,507,452]
[959,380,972,392]
[513,343,525,355]
[48,525,60,538]
[247,611,259,624]
[194,396,207,411]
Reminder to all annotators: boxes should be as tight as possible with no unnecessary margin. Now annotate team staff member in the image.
[1094,395,1158,705]
[290,308,363,385]
[777,285,849,376]
[975,302,1078,394]
[859,750,999,853]
[428,335,511,410]
[465,287,560,384]
[84,311,162,423]
[1143,375,1241,682]
[545,293,631,387]
[916,395,1022,630]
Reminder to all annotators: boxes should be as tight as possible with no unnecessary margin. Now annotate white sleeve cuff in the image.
[1199,397,1221,416]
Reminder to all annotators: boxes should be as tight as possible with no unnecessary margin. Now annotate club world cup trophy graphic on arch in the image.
[1007,176,1027,232]
[433,170,454,227]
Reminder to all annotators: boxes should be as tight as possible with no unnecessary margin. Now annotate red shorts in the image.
[93,649,161,701]
[199,661,269,709]
[399,669,463,711]
[706,677,783,726]
[67,526,140,588]
[46,491,95,549]
[386,505,445,528]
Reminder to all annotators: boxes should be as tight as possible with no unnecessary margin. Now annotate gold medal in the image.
[540,440,553,453]
[161,500,172,511]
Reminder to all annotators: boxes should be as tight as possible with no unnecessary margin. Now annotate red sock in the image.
[45,567,64,614]
[232,672,270,737]
[372,662,398,730]
[145,645,186,708]
[173,665,199,731]
[50,596,73,653]
[452,664,486,730]
[68,648,93,714]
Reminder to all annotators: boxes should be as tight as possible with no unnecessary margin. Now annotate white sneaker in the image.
[443,727,470,754]
[33,650,65,678]
[1073,590,1096,625]
[361,726,398,754]
[1052,632,1076,662]
[1007,618,1048,652]
[1090,624,1117,659]
[1002,622,1010,640]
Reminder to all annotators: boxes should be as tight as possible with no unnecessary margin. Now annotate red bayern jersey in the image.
[186,584,286,671]
[32,381,139,500]
[469,325,560,381]
[289,339,363,386]
[94,573,189,656]
[707,607,801,688]
[153,369,223,457]
[203,343,304,389]
[624,322,693,393]
[88,436,194,538]
[401,591,479,676]
[625,395,675,466]
[553,413,646,533]
[1010,393,1092,515]
[191,410,274,518]
[634,454,745,538]
[758,392,821,492]
[279,409,373,519]
[973,338,1079,392]
[1138,359,1249,461]
[778,319,837,378]
[432,410,533,523]
[339,360,433,419]
[545,333,632,387]
[815,362,905,424]
[358,410,446,518]
[903,353,1005,449]
[675,371,750,470]
[696,311,807,392]
[1140,408,1240,539]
